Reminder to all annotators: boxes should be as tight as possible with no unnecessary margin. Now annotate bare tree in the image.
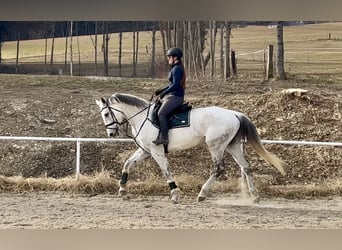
[209,20,216,78]
[102,21,110,76]
[159,21,168,72]
[224,21,231,80]
[150,22,156,77]
[276,21,286,80]
[64,22,68,72]
[15,29,20,73]
[76,22,81,75]
[70,21,74,77]
[118,31,122,76]
[89,21,98,75]
[132,21,139,77]
[50,22,55,73]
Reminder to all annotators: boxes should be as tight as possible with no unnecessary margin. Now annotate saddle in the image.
[151,101,192,129]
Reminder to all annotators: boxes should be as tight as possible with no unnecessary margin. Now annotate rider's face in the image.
[167,56,176,66]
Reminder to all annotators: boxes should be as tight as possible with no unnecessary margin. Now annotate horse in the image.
[96,93,285,204]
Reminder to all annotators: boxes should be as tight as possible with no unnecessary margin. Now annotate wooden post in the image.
[231,50,237,76]
[267,44,274,79]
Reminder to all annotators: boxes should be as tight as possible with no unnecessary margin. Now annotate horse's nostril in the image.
[109,132,114,137]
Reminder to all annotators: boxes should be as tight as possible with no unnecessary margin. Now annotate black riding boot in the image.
[152,116,169,145]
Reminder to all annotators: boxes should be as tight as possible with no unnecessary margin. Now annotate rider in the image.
[153,47,186,145]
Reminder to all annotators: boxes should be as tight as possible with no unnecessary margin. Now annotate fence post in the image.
[267,44,274,79]
[76,139,81,180]
[231,50,237,76]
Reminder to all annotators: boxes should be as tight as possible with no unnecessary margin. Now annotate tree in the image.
[223,21,232,80]
[90,21,98,75]
[0,22,6,64]
[276,21,286,80]
[150,22,156,77]
[70,21,74,76]
[102,21,110,76]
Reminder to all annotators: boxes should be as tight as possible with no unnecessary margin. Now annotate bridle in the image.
[100,97,156,152]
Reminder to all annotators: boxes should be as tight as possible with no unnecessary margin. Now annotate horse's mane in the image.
[109,93,149,108]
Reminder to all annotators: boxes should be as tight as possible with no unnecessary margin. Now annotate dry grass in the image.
[1,172,341,199]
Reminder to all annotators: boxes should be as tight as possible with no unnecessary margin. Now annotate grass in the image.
[2,22,342,78]
[1,172,341,199]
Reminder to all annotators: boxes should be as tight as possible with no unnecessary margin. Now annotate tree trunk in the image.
[118,32,122,77]
[166,21,172,48]
[219,23,224,79]
[50,22,55,73]
[197,21,205,76]
[224,21,231,79]
[15,31,20,73]
[132,28,137,77]
[44,31,48,73]
[150,23,156,77]
[76,22,81,76]
[210,21,216,79]
[94,21,98,75]
[159,22,168,71]
[64,22,68,72]
[102,21,109,77]
[70,21,73,77]
[276,21,286,80]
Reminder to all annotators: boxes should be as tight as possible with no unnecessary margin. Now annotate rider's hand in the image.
[155,89,162,96]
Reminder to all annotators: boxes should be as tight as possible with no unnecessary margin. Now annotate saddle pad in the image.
[169,110,191,129]
[152,110,191,129]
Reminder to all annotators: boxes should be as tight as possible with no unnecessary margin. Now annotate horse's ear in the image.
[95,98,105,107]
[101,97,106,104]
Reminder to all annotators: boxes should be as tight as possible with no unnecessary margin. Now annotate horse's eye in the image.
[104,113,109,117]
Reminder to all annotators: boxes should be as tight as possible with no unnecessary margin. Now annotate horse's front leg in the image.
[119,148,149,196]
[151,148,180,204]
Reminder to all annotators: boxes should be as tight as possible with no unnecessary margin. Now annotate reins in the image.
[104,94,156,152]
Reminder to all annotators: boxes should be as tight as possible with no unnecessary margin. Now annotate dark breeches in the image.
[158,95,184,119]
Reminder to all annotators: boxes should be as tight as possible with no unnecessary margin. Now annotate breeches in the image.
[158,95,184,119]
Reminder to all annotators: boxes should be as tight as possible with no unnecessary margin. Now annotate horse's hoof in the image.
[253,197,260,204]
[170,198,178,204]
[170,188,180,204]
[118,189,127,196]
[198,196,206,202]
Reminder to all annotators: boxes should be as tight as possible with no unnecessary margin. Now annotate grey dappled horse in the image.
[96,93,285,203]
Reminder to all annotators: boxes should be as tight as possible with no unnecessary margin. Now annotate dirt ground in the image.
[0,73,341,229]
[1,192,341,229]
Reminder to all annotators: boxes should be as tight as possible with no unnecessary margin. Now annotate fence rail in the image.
[0,136,341,179]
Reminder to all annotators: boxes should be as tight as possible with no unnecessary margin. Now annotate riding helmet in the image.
[166,47,183,59]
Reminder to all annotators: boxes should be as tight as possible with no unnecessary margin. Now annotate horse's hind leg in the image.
[198,138,227,202]
[226,141,260,203]
[198,157,225,202]
[119,148,149,196]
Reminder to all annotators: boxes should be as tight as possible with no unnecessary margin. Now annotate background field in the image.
[2,22,342,79]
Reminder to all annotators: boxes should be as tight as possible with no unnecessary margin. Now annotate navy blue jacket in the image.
[159,62,185,98]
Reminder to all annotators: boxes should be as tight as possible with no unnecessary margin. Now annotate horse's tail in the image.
[234,114,286,176]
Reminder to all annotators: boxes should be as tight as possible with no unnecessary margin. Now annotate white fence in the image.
[0,136,341,179]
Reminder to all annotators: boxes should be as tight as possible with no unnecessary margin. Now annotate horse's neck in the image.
[120,104,149,129]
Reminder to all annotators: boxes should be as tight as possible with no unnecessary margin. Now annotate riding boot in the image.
[152,116,169,145]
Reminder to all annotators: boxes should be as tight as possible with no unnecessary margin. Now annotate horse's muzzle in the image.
[107,127,119,138]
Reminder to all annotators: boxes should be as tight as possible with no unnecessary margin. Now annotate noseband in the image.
[101,104,126,130]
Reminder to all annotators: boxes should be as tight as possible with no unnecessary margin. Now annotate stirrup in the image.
[152,137,169,145]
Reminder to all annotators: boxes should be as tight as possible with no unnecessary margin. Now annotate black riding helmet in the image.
[166,47,183,59]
